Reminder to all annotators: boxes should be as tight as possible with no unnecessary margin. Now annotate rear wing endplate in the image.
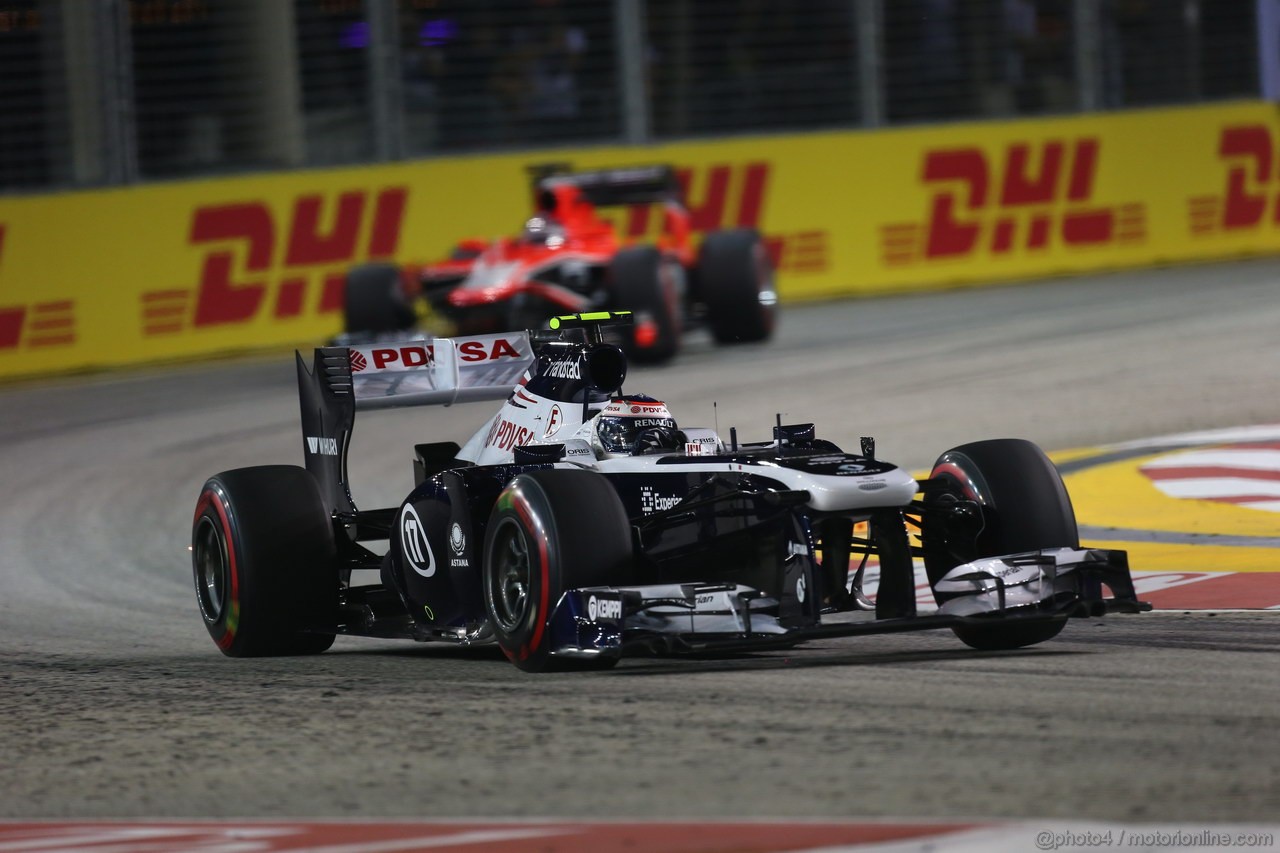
[297,332,534,513]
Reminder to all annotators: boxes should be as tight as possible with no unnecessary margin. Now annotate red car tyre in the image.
[609,245,681,364]
[192,465,338,657]
[343,262,418,335]
[697,228,776,344]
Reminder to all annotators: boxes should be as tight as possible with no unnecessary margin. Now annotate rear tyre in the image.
[343,262,417,335]
[483,470,634,672]
[922,438,1077,651]
[192,466,338,657]
[697,228,776,344]
[610,245,681,364]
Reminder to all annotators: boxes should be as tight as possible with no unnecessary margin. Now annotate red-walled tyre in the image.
[192,466,337,657]
[921,438,1077,651]
[482,470,633,672]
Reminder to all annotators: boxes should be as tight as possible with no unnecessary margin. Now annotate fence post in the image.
[615,0,651,145]
[855,0,884,127]
[365,0,404,161]
[1073,0,1103,112]
[93,0,138,185]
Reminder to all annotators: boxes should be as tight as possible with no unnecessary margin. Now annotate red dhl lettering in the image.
[881,138,1146,266]
[622,162,768,238]
[618,162,827,274]
[1188,124,1280,235]
[143,187,408,335]
[0,299,78,350]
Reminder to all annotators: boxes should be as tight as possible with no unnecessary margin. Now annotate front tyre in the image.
[482,470,634,672]
[922,438,1077,651]
[192,466,338,657]
[697,228,776,344]
[343,262,418,336]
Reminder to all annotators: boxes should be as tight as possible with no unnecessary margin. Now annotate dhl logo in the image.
[0,300,78,351]
[141,187,407,335]
[618,162,828,275]
[880,138,1146,266]
[0,225,79,352]
[1188,124,1280,235]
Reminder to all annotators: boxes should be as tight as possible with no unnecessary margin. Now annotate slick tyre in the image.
[482,470,634,672]
[922,438,1077,651]
[343,262,417,335]
[192,466,338,657]
[610,245,681,364]
[697,228,776,345]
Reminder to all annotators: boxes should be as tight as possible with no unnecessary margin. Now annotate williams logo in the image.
[306,436,339,456]
[400,504,435,578]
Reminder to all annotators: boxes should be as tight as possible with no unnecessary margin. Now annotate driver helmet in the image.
[521,215,566,248]
[594,395,681,456]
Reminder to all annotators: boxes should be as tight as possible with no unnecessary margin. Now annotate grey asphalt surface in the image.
[1,259,1278,821]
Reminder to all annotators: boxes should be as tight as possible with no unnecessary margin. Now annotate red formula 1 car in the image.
[338,165,776,363]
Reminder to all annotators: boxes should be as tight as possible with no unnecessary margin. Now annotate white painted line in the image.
[1141,448,1280,469]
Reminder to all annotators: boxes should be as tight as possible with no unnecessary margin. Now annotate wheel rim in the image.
[193,515,229,624]
[489,517,532,633]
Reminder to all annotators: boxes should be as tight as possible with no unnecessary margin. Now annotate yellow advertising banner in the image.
[1,100,1279,379]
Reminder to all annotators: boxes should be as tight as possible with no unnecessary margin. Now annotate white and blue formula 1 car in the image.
[191,312,1148,671]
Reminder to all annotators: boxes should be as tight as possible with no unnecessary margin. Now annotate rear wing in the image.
[297,332,534,514]
[534,164,682,209]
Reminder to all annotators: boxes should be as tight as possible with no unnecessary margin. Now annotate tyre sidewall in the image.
[192,466,337,657]
[697,228,776,344]
[344,263,417,334]
[924,438,1078,592]
[922,439,1077,649]
[610,246,681,363]
[482,470,633,672]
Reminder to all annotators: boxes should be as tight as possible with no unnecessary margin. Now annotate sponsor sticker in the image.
[545,359,580,380]
[640,485,683,515]
[400,503,435,578]
[544,404,563,438]
[306,436,339,456]
[449,522,469,567]
[587,594,622,621]
[484,417,538,451]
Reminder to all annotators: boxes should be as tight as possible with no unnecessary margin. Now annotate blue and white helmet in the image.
[592,395,681,456]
